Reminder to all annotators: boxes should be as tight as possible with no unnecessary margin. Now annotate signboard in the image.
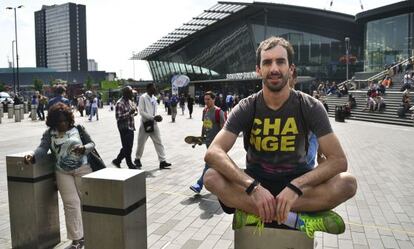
[171,75,190,95]
[226,72,259,80]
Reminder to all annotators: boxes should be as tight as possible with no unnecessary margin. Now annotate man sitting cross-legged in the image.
[203,36,357,238]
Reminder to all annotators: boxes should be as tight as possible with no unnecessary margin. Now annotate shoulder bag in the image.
[76,125,106,171]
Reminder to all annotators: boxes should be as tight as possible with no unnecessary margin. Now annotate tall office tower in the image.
[35,3,87,72]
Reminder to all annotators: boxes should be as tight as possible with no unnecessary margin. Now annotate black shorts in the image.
[218,169,311,214]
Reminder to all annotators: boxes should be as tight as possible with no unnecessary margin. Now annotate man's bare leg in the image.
[204,168,357,215]
[292,172,357,212]
[204,168,259,214]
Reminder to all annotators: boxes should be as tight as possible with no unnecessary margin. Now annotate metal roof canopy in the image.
[133,1,358,60]
[134,1,249,60]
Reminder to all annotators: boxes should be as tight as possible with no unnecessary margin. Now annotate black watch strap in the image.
[286,182,303,196]
[245,179,259,195]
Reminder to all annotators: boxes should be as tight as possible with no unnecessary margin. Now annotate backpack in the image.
[170,96,178,107]
[203,107,227,126]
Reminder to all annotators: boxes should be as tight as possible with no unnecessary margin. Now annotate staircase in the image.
[325,90,413,127]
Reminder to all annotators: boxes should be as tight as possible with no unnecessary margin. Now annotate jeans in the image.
[196,164,209,188]
[306,133,318,168]
[89,107,98,120]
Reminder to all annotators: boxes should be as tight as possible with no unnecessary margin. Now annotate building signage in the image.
[226,72,260,80]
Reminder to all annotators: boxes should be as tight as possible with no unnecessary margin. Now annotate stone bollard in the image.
[31,104,37,120]
[0,104,3,123]
[20,104,24,120]
[24,101,28,113]
[82,168,147,249]
[235,226,314,249]
[8,103,14,119]
[14,105,21,122]
[6,152,60,249]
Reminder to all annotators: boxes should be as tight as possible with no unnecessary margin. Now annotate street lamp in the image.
[64,52,69,83]
[132,51,136,80]
[11,40,16,93]
[6,5,23,93]
[345,37,350,81]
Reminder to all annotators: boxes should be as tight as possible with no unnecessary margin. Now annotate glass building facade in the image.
[136,2,364,84]
[360,7,413,72]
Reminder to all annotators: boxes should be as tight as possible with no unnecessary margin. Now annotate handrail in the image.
[337,55,414,90]
[366,55,414,82]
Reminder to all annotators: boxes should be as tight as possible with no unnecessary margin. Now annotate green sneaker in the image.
[232,209,264,233]
[298,210,345,238]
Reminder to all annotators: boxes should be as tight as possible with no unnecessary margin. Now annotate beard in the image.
[263,72,290,92]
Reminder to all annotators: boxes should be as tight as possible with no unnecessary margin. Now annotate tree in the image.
[49,77,57,87]
[0,82,5,92]
[86,75,93,90]
[33,78,43,92]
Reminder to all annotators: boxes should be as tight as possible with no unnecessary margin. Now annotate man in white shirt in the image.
[134,83,172,169]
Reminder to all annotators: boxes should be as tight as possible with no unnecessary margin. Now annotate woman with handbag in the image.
[23,103,95,249]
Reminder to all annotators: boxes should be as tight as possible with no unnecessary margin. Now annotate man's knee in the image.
[339,172,357,199]
[203,168,221,191]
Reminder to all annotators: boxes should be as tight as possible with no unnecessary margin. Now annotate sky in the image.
[0,0,403,81]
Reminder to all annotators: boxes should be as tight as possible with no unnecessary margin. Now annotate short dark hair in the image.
[54,85,66,95]
[46,102,75,129]
[256,36,294,68]
[122,86,132,98]
[146,83,155,90]
[204,91,215,99]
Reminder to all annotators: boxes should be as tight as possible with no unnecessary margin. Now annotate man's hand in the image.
[275,187,299,224]
[23,155,35,164]
[251,185,276,223]
[154,115,163,122]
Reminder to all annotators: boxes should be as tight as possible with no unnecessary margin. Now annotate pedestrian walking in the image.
[190,91,226,194]
[112,86,138,169]
[134,83,172,169]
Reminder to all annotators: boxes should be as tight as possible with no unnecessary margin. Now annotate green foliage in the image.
[86,75,93,90]
[33,78,43,92]
[49,77,57,87]
[0,82,5,92]
[101,80,119,90]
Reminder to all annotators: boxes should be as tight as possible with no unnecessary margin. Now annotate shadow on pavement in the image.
[180,193,224,219]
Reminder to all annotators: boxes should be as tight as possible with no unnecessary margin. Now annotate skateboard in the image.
[184,136,205,148]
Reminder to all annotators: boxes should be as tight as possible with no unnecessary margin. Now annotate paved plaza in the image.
[0,104,414,249]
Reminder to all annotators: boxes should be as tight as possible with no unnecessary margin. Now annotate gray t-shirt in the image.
[224,89,332,180]
[202,106,225,147]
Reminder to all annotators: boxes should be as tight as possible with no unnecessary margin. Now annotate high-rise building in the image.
[88,59,98,71]
[35,3,87,72]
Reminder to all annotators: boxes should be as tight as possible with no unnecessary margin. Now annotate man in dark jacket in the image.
[46,85,70,110]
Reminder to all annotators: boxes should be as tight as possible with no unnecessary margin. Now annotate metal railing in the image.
[338,55,414,90]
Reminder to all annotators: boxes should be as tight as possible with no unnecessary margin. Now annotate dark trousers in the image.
[115,128,134,167]
[188,105,193,116]
[37,105,45,120]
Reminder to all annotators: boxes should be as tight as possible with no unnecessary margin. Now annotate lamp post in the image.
[132,51,136,80]
[11,40,16,93]
[6,5,23,93]
[345,37,350,81]
[64,52,69,83]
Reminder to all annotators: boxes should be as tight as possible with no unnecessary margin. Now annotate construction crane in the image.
[329,0,364,10]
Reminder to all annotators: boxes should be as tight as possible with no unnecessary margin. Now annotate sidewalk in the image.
[0,104,413,248]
